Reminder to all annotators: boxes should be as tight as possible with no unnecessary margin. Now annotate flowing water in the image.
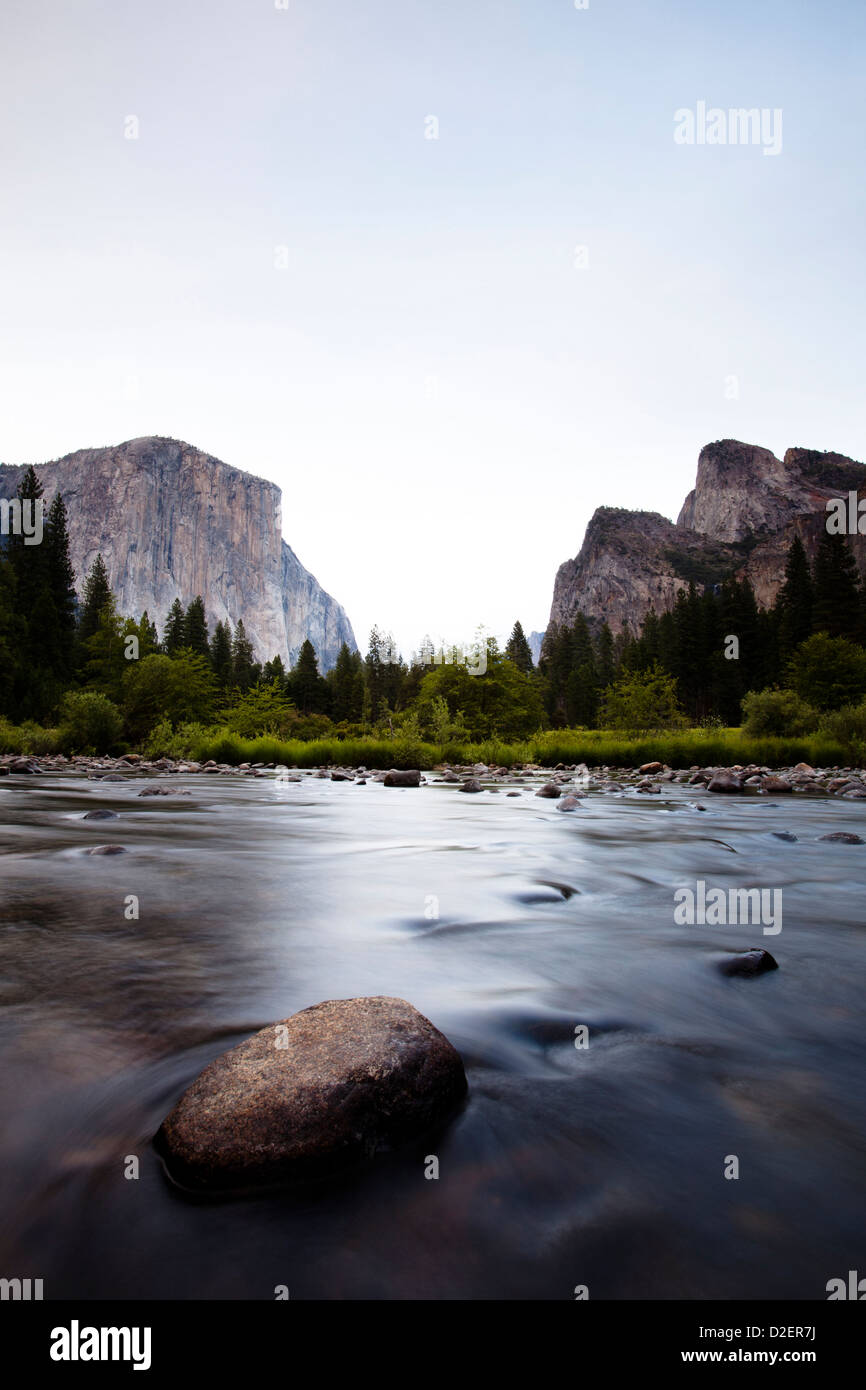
[1,771,864,1300]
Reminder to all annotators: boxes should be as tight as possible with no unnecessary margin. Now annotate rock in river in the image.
[383,769,422,787]
[156,997,467,1192]
[535,782,561,799]
[717,949,779,978]
[819,831,865,845]
[707,770,742,794]
[82,808,119,820]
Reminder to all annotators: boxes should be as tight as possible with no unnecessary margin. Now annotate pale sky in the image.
[1,0,864,659]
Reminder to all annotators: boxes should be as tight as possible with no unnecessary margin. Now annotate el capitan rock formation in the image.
[0,436,356,669]
[547,439,866,637]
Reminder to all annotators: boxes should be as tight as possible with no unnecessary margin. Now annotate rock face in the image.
[548,439,866,635]
[156,997,467,1192]
[0,436,356,670]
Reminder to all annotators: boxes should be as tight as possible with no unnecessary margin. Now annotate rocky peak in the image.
[0,436,356,669]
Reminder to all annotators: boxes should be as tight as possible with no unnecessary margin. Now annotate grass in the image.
[0,718,858,770]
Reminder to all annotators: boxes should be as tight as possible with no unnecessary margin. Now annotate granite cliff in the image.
[0,436,356,669]
[547,439,866,637]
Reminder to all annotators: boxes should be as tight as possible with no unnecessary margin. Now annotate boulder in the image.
[717,949,779,978]
[761,775,792,793]
[638,761,662,774]
[82,808,118,820]
[383,769,422,787]
[156,997,467,1192]
[535,782,561,799]
[819,832,865,844]
[707,771,742,794]
[459,778,483,793]
[557,795,583,812]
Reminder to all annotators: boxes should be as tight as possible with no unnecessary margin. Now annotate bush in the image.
[741,688,820,738]
[788,633,866,712]
[57,691,123,754]
[598,664,686,734]
[818,703,866,763]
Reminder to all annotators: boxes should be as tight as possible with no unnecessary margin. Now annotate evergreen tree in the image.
[328,643,364,722]
[289,638,326,714]
[812,532,860,640]
[211,620,233,687]
[565,614,598,726]
[596,622,616,690]
[230,619,256,691]
[163,598,186,655]
[184,595,210,659]
[505,620,534,674]
[45,492,77,680]
[775,534,814,657]
[78,553,112,644]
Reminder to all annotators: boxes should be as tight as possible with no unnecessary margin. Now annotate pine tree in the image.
[329,643,364,722]
[505,620,534,674]
[289,638,325,714]
[596,622,615,690]
[78,554,112,644]
[184,595,210,659]
[163,598,187,655]
[231,619,256,691]
[565,614,598,725]
[776,534,814,658]
[45,492,77,679]
[812,532,860,641]
[211,620,233,687]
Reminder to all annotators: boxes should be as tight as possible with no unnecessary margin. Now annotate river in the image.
[1,770,864,1299]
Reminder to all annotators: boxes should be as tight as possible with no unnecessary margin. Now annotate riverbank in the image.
[4,750,866,798]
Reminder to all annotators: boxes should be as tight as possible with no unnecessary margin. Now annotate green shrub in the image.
[57,691,123,754]
[741,688,820,738]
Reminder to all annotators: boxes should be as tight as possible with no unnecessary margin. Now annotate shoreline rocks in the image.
[156,997,467,1193]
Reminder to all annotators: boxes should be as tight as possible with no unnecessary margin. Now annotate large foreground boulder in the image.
[156,997,467,1192]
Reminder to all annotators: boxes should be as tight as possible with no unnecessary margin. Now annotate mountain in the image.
[0,436,356,669]
[547,439,866,637]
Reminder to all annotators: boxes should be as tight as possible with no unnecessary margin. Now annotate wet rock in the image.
[535,782,561,799]
[638,761,662,774]
[506,791,520,797]
[86,844,127,856]
[383,769,422,787]
[557,795,583,812]
[707,771,742,794]
[819,832,865,844]
[9,758,40,774]
[772,830,798,842]
[156,996,467,1192]
[459,779,483,793]
[82,808,118,820]
[0,766,9,776]
[717,949,779,978]
[793,761,814,774]
[762,775,792,793]
[330,771,352,781]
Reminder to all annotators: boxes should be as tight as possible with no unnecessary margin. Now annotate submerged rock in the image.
[557,795,583,812]
[86,844,127,856]
[819,831,865,845]
[82,808,118,820]
[535,783,561,799]
[717,948,779,978]
[156,996,467,1192]
[459,779,483,793]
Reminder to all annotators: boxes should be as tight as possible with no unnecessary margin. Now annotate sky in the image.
[1,0,864,660]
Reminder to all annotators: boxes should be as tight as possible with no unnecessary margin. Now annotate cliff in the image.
[0,436,356,669]
[548,439,866,636]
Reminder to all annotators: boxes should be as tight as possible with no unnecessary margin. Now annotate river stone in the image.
[762,775,793,793]
[156,996,467,1192]
[717,949,779,978]
[638,761,662,774]
[557,794,583,811]
[383,769,422,787]
[459,778,483,793]
[82,808,118,820]
[535,782,561,799]
[819,831,865,844]
[707,771,742,794]
[86,844,127,855]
